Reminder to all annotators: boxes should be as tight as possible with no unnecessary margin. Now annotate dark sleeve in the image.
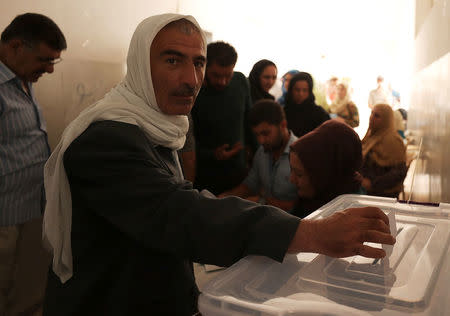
[191,102,216,162]
[243,76,258,153]
[284,105,296,136]
[64,122,300,267]
[370,163,408,192]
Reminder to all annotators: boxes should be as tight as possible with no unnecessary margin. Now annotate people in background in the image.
[192,41,256,195]
[219,100,298,211]
[289,120,363,218]
[368,75,390,109]
[361,104,407,198]
[277,69,299,106]
[329,81,359,128]
[248,59,277,103]
[0,13,66,316]
[284,72,330,138]
[42,13,395,316]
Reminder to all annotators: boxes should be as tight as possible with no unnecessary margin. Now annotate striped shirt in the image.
[0,61,50,226]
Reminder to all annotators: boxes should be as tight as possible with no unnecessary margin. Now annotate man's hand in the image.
[288,207,395,258]
[214,142,244,161]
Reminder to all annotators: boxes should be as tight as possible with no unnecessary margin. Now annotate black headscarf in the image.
[248,59,276,103]
[285,72,315,106]
[284,72,330,138]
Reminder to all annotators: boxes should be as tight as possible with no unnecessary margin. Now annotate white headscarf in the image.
[43,13,206,283]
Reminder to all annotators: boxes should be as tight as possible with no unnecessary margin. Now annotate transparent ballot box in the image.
[198,195,450,315]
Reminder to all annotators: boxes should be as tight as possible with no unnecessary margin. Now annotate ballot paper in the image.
[383,210,397,257]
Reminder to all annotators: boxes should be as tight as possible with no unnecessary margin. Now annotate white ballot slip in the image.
[383,210,397,257]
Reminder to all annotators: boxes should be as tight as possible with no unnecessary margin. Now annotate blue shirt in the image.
[0,61,50,226]
[243,132,298,201]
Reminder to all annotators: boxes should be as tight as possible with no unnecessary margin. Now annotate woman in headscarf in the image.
[284,72,330,138]
[277,69,299,106]
[248,59,277,103]
[289,120,363,218]
[361,104,407,198]
[329,81,359,128]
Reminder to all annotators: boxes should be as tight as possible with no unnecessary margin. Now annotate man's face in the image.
[150,25,206,115]
[205,62,234,91]
[291,80,310,104]
[289,152,315,198]
[252,121,284,153]
[13,41,61,82]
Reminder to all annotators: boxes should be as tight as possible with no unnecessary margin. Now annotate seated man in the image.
[220,100,297,211]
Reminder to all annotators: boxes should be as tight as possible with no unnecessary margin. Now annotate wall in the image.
[0,0,179,149]
[407,0,450,203]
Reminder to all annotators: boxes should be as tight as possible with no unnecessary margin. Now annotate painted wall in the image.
[408,0,450,203]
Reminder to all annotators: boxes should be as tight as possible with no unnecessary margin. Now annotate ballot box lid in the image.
[198,194,450,316]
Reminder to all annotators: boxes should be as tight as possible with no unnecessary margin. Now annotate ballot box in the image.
[198,194,450,315]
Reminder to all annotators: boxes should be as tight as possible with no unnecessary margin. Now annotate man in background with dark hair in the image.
[0,13,66,315]
[192,41,256,195]
[219,100,298,211]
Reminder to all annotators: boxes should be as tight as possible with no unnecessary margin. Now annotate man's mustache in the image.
[172,86,197,97]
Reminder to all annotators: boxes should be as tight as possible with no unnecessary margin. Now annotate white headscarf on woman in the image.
[43,13,207,283]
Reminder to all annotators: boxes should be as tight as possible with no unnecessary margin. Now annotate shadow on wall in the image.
[35,58,125,150]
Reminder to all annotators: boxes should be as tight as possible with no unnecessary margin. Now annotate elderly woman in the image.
[361,104,407,198]
[329,81,359,128]
[248,59,277,103]
[284,72,330,138]
[289,120,363,218]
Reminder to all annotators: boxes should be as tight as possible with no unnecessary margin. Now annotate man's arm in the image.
[65,121,300,267]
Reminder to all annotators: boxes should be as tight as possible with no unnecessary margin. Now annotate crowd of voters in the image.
[1,12,409,316]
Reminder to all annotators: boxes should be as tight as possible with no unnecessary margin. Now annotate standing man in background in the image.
[368,75,390,109]
[192,41,256,195]
[0,13,66,316]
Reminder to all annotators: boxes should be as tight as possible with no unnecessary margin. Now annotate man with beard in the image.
[191,41,256,195]
[219,100,298,211]
[0,13,66,315]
